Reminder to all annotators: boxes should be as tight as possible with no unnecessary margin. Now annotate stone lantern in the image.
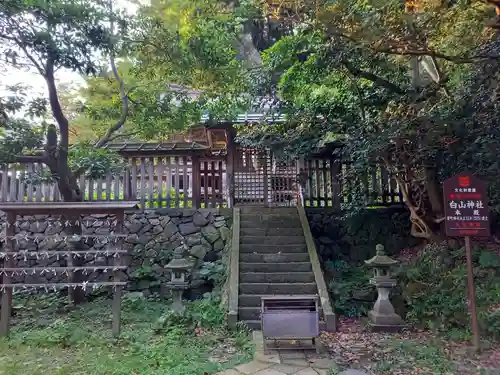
[365,244,405,331]
[165,246,191,314]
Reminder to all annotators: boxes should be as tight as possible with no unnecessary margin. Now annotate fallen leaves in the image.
[318,317,500,375]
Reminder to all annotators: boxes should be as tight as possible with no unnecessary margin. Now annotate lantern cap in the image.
[165,247,191,270]
[365,244,399,267]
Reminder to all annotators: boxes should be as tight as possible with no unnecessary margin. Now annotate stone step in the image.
[241,319,326,331]
[238,306,324,320]
[239,293,318,307]
[238,207,298,215]
[240,219,303,229]
[240,235,305,245]
[239,282,317,295]
[240,227,304,236]
[240,253,310,263]
[240,244,307,254]
[239,294,268,307]
[238,307,262,320]
[240,272,315,283]
[239,262,312,273]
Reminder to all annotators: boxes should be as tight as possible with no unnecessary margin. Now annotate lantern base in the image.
[170,290,186,314]
[368,323,406,333]
[367,310,405,332]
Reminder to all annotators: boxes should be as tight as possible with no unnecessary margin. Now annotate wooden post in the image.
[263,151,269,207]
[331,158,342,210]
[112,210,124,337]
[226,149,235,209]
[67,237,75,305]
[131,157,137,201]
[226,128,237,208]
[139,157,146,210]
[307,160,314,206]
[182,156,188,208]
[192,155,201,208]
[210,161,217,208]
[0,212,15,336]
[465,235,480,351]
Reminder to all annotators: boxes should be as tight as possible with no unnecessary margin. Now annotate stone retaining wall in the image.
[306,207,420,262]
[0,208,232,296]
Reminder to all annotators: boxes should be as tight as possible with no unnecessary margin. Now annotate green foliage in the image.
[236,0,500,239]
[326,260,372,317]
[69,141,126,178]
[0,86,47,163]
[199,259,226,288]
[321,236,500,340]
[0,294,251,375]
[154,296,227,331]
[0,0,118,75]
[0,0,134,200]
[402,242,500,339]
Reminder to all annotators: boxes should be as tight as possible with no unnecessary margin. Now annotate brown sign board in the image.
[443,173,490,237]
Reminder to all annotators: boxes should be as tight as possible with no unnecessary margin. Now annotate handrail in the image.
[227,207,240,329]
[297,202,336,332]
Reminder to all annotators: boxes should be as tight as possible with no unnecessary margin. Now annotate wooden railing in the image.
[0,156,228,209]
[301,159,403,208]
[0,155,402,209]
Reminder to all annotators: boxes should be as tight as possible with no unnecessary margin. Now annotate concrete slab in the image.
[279,351,306,360]
[235,360,272,374]
[338,370,370,375]
[280,358,310,367]
[215,370,242,375]
[294,368,322,375]
[253,369,288,375]
[309,358,336,369]
[269,363,308,374]
[255,352,282,364]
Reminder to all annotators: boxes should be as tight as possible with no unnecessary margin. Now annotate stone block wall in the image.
[0,208,232,296]
[306,207,421,263]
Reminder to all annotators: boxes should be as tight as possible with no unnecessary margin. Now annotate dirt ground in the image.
[319,317,500,375]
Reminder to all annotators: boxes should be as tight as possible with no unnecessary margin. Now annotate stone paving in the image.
[216,331,338,375]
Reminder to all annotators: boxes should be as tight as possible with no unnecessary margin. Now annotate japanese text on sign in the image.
[443,174,490,237]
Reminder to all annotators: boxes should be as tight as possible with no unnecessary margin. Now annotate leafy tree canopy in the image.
[0,0,129,200]
[2,0,500,241]
[233,0,500,238]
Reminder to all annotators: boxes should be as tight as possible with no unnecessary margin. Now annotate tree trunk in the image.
[424,164,443,217]
[56,164,86,304]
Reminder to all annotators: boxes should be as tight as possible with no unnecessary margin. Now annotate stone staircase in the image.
[238,206,329,330]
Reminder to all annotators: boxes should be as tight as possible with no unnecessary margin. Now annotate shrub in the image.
[401,242,500,339]
[325,260,373,317]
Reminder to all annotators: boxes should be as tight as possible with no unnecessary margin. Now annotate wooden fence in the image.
[0,156,227,209]
[0,155,402,209]
[300,159,403,208]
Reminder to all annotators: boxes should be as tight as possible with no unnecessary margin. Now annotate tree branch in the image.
[373,47,500,64]
[326,25,500,64]
[107,130,140,142]
[94,1,131,149]
[342,61,406,94]
[3,19,46,75]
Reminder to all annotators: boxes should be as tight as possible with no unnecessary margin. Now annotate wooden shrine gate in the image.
[232,147,299,207]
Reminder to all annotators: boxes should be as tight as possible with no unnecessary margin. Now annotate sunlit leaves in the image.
[0,0,118,75]
[69,141,125,178]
